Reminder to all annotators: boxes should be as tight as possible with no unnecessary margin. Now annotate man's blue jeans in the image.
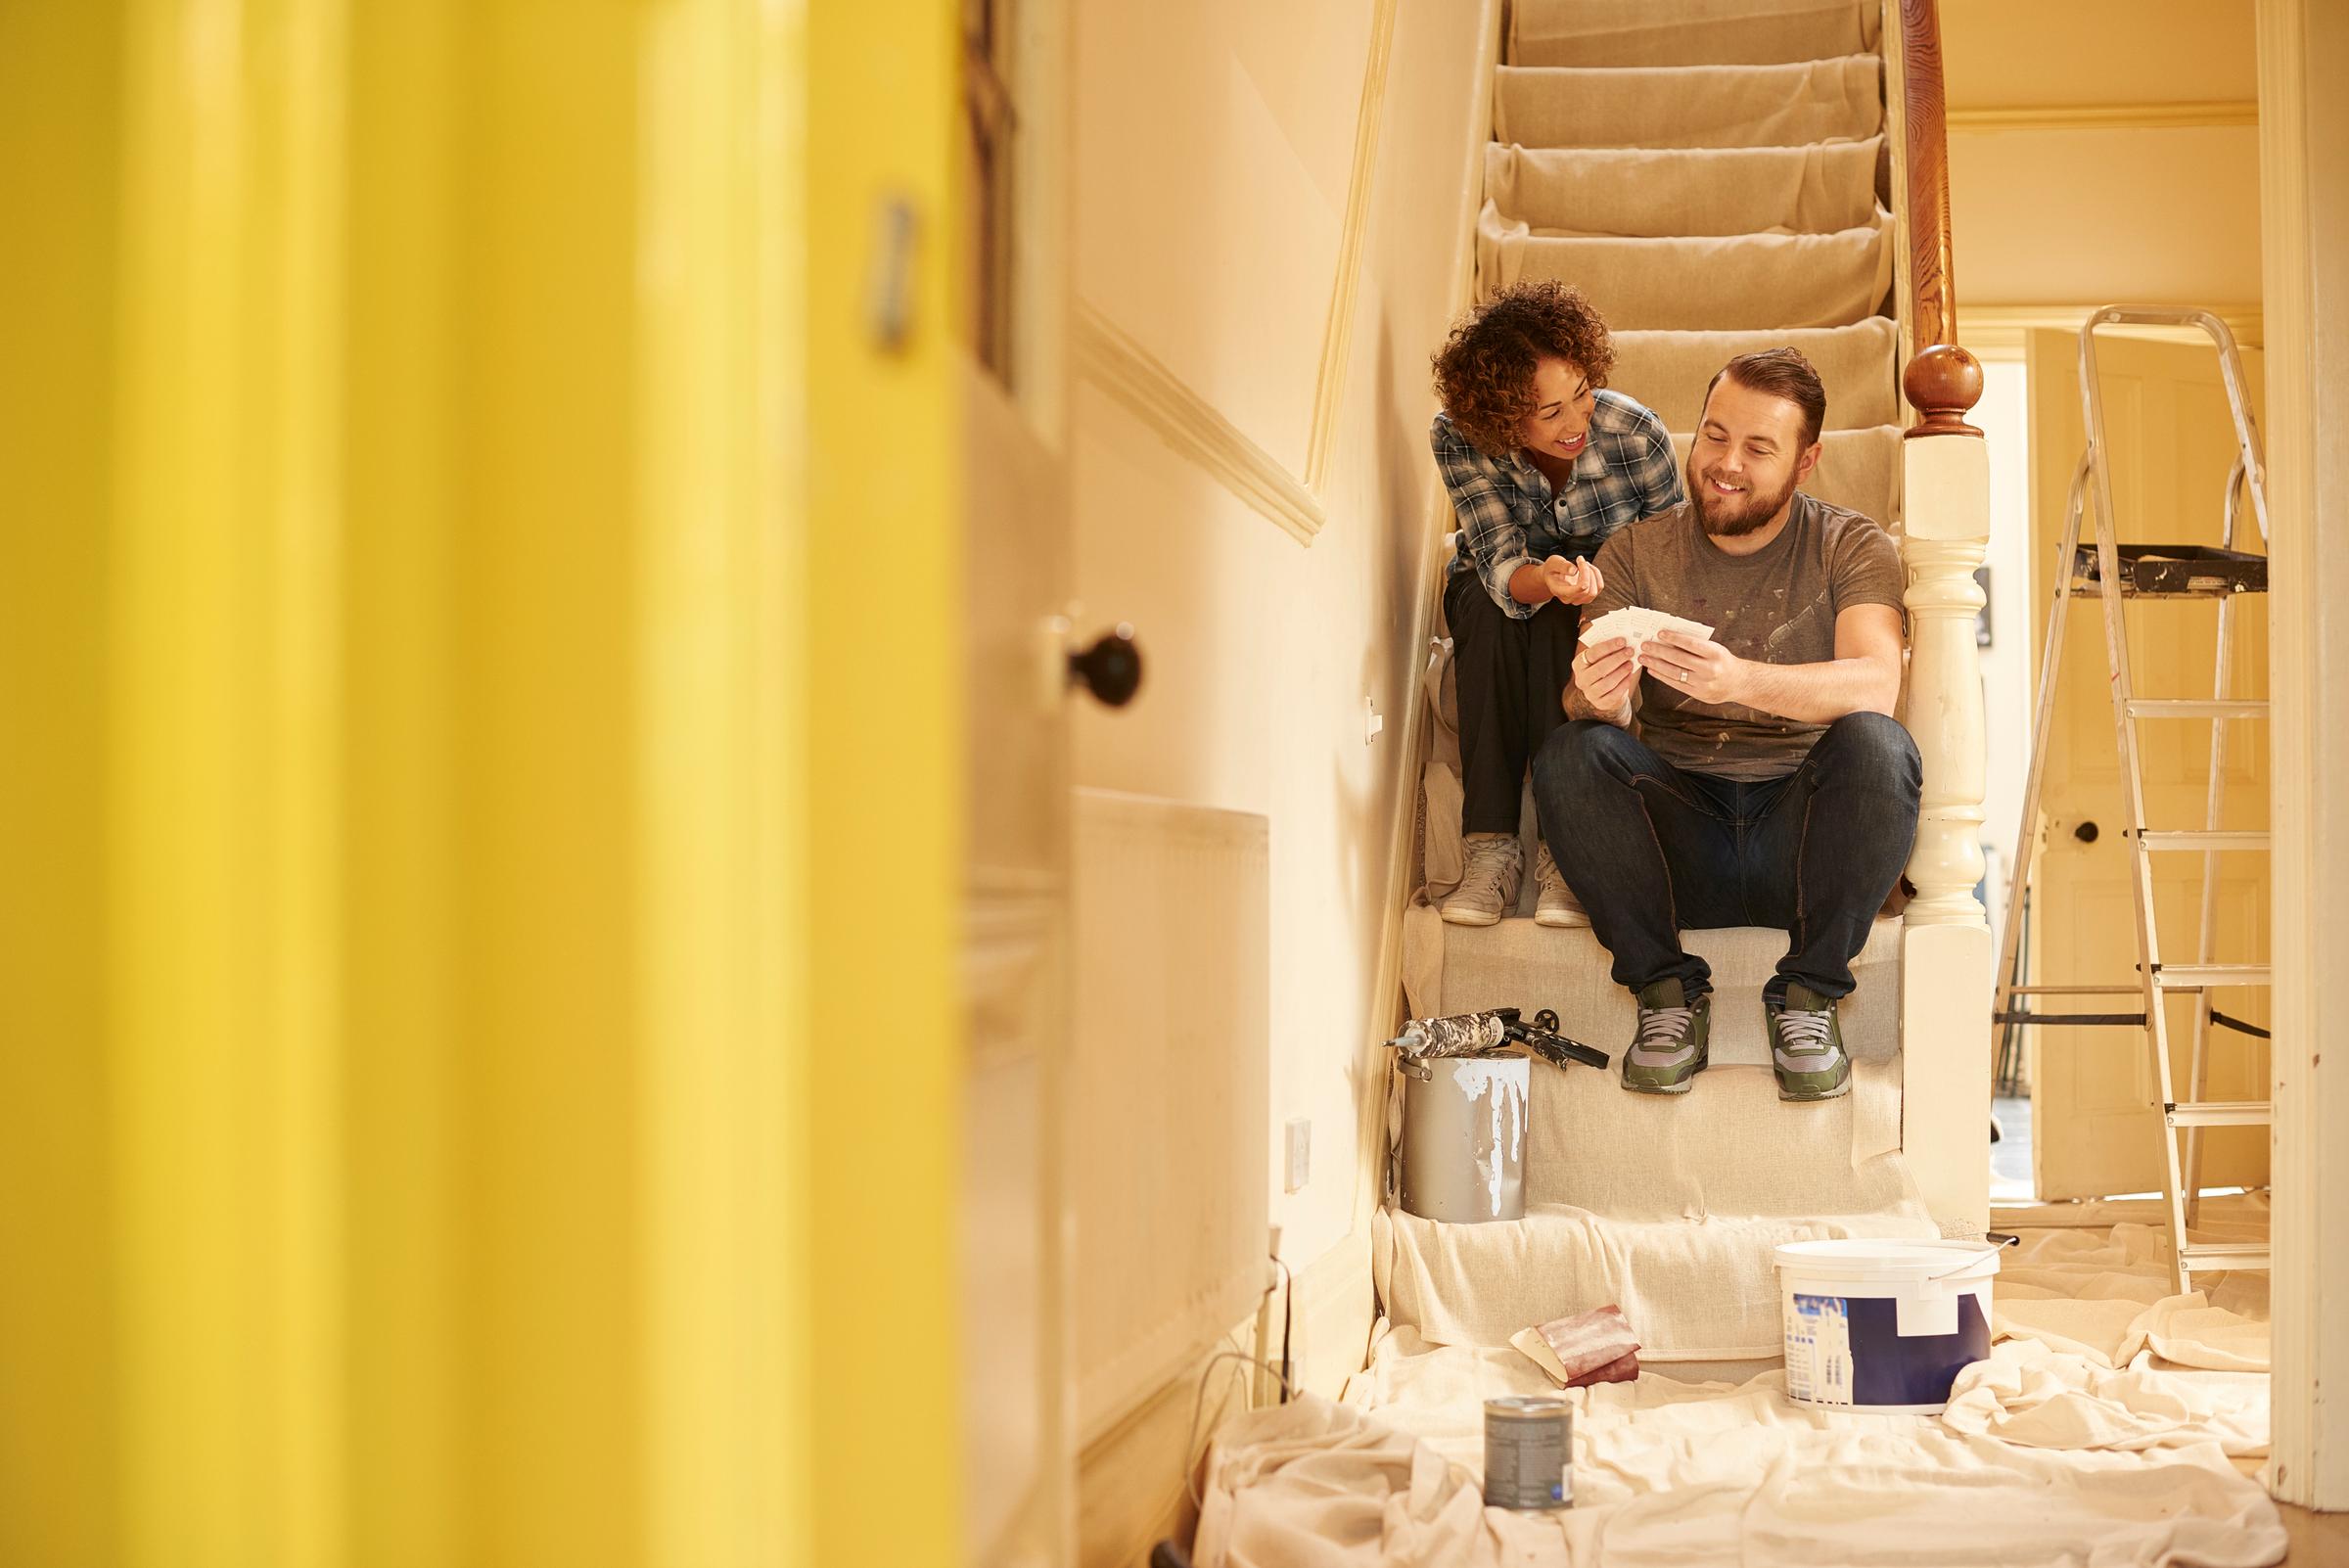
[1530,712,1922,1001]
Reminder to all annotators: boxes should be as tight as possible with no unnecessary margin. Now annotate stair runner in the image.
[1392,0,1934,1377]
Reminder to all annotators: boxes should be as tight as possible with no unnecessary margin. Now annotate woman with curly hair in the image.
[1429,280,1683,927]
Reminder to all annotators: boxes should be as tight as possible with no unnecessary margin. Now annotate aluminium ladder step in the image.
[2126,698,2269,719]
[2180,1242,2271,1274]
[2134,830,2271,852]
[2163,1100,2273,1129]
[2153,964,2272,989]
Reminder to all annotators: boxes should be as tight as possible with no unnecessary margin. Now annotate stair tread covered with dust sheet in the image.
[1483,139,1886,238]
[1495,58,1883,151]
[1508,0,1882,69]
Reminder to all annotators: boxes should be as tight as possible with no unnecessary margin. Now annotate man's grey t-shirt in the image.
[1585,491,1906,782]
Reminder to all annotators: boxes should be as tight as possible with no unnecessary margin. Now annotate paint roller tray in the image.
[2067,543,2266,598]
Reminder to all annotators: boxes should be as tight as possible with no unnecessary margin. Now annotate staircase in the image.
[1387,0,1995,1378]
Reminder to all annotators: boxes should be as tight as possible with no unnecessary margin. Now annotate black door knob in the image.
[1070,624,1143,708]
[2074,820,2100,844]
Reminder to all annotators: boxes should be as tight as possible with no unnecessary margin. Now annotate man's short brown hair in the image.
[1431,281,1616,458]
[1702,347,1827,450]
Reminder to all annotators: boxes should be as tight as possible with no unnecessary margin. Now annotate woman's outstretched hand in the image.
[1541,554,1604,606]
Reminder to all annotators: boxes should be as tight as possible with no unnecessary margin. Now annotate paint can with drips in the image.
[1483,1396,1571,1509]
[1398,1049,1527,1222]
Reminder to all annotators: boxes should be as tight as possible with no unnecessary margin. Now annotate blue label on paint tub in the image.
[1787,1290,1989,1408]
[1786,1294,1855,1406]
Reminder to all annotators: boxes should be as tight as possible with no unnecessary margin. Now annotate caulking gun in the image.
[1386,1007,1610,1079]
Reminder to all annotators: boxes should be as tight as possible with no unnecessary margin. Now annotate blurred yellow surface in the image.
[0,2,963,1563]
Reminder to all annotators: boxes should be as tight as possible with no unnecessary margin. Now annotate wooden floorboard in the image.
[2280,1501,2349,1564]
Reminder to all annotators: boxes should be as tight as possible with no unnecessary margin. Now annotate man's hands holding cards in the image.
[1572,606,1733,714]
[1637,627,1742,704]
[1571,634,1641,714]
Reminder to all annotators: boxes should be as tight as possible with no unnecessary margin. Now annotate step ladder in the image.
[1993,306,2274,1294]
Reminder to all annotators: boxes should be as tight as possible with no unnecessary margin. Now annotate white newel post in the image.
[1899,383,1995,1236]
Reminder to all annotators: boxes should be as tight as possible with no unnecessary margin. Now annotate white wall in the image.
[1067,0,1491,1285]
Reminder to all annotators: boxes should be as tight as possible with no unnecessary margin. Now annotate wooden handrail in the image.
[1894,0,1984,438]
[1886,0,1996,1237]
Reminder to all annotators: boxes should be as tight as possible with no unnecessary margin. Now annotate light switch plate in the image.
[1285,1118,1312,1193]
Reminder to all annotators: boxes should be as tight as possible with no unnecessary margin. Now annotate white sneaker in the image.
[1441,834,1523,926]
[1533,842,1589,928]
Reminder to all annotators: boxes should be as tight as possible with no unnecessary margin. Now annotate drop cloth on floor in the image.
[1989,1200,2270,1373]
[1192,1208,2285,1567]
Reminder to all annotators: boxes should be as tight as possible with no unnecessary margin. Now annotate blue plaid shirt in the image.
[1433,390,1685,620]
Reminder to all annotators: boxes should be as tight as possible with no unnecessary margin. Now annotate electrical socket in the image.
[1285,1118,1312,1193]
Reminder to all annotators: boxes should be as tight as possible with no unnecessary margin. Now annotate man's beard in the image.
[1687,454,1797,538]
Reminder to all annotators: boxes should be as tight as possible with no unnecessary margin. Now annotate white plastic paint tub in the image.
[1773,1238,2001,1413]
[1398,1053,1527,1223]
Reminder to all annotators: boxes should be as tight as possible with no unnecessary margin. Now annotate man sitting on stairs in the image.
[1428,280,1686,929]
[1533,347,1918,1103]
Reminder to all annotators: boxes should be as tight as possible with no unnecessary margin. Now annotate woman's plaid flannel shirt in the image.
[1433,390,1685,620]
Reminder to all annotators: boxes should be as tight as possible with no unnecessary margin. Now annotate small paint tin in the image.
[1482,1396,1571,1509]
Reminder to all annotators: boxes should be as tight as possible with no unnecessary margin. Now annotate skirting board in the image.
[1287,1230,1379,1401]
[1076,1230,1377,1568]
[1076,1348,1235,1568]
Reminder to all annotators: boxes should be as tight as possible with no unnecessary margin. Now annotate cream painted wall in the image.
[1068,0,1489,1274]
[1941,0,2256,109]
[1074,1,1371,472]
[1951,125,2262,306]
[1942,0,2263,308]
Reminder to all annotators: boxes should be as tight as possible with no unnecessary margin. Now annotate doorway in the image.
[1980,319,2272,1209]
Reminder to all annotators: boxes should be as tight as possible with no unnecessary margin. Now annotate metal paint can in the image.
[1482,1396,1571,1509]
[1399,1052,1528,1223]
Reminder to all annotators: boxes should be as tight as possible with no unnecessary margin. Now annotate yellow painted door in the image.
[4,2,972,1564]
[2024,328,2271,1201]
[957,2,1077,1564]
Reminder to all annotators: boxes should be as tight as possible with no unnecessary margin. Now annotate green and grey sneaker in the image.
[1621,979,1710,1095]
[1768,983,1853,1101]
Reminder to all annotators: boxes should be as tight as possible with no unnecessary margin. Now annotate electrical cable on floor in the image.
[1271,1254,1294,1404]
[1180,1350,1295,1512]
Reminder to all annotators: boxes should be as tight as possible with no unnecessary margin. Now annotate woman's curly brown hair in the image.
[1431,281,1616,458]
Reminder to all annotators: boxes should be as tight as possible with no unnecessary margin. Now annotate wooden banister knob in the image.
[1904,344,1985,438]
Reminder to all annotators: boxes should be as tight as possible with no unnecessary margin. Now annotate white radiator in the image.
[1070,788,1270,1445]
